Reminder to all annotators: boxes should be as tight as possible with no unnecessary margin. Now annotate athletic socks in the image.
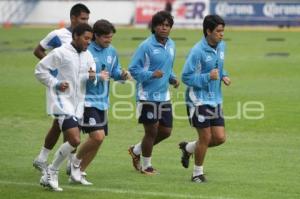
[133,142,142,155]
[37,146,50,162]
[193,165,204,177]
[50,142,75,170]
[186,141,197,154]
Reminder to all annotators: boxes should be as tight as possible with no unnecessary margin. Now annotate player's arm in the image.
[33,44,47,60]
[35,50,61,89]
[181,52,210,89]
[129,45,155,82]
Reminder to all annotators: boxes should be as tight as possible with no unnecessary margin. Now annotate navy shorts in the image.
[138,101,173,128]
[187,104,224,128]
[81,107,108,135]
[57,115,80,132]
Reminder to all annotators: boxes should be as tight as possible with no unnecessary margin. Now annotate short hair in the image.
[72,23,93,39]
[92,19,116,40]
[70,3,90,17]
[151,11,174,34]
[203,15,225,37]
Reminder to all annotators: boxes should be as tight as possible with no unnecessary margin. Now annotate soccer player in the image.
[36,23,95,191]
[69,19,130,185]
[33,3,90,174]
[180,15,231,183]
[128,11,179,175]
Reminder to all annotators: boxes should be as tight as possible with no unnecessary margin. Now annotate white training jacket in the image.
[35,43,96,119]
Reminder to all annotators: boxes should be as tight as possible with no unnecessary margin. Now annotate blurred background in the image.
[1,0,300,28]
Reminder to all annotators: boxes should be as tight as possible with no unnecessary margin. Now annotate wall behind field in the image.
[0,0,135,25]
[1,0,300,27]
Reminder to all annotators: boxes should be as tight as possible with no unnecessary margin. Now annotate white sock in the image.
[133,142,141,155]
[186,141,197,154]
[50,142,75,171]
[69,153,76,162]
[193,165,204,177]
[73,155,82,167]
[141,156,152,170]
[37,147,50,162]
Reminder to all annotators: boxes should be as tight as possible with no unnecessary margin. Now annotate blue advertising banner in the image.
[210,1,300,26]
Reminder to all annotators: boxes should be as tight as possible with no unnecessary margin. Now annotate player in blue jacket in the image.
[69,19,130,184]
[128,11,179,175]
[179,15,231,183]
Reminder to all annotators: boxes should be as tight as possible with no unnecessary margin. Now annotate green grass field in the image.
[0,26,300,199]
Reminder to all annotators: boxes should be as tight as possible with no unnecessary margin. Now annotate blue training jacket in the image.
[129,34,176,102]
[85,41,123,110]
[182,37,228,107]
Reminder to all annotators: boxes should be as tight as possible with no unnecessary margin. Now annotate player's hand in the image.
[210,69,219,80]
[100,70,109,81]
[152,70,163,78]
[58,81,69,92]
[222,76,231,86]
[88,67,96,80]
[170,78,180,88]
[121,69,130,80]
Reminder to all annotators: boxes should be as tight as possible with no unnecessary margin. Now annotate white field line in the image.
[0,180,234,199]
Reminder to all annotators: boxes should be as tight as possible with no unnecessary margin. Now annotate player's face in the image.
[74,31,93,51]
[95,33,114,48]
[154,19,172,39]
[72,12,89,26]
[207,24,224,45]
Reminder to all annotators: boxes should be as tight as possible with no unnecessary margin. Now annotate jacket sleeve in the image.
[129,44,153,82]
[111,52,122,81]
[86,51,97,85]
[181,51,210,89]
[34,50,60,88]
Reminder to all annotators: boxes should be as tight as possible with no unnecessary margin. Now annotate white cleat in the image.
[68,172,93,186]
[45,166,63,191]
[70,162,82,183]
[33,158,47,174]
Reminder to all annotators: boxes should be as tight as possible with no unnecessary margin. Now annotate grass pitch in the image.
[0,26,299,199]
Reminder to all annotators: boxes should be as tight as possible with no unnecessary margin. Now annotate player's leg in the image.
[41,116,80,191]
[140,122,159,175]
[192,127,211,183]
[209,105,226,147]
[33,119,61,172]
[69,107,106,184]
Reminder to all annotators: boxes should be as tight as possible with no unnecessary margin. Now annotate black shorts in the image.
[187,104,224,128]
[57,115,80,132]
[138,101,173,128]
[81,107,108,135]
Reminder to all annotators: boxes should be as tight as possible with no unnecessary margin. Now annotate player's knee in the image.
[92,131,105,145]
[69,137,81,147]
[215,134,226,145]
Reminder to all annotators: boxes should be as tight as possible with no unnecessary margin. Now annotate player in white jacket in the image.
[32,3,91,175]
[35,23,95,191]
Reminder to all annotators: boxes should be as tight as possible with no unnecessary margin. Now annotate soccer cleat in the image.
[70,162,82,183]
[68,172,93,185]
[40,173,50,188]
[44,166,63,191]
[33,159,47,174]
[141,166,158,175]
[179,141,192,168]
[191,174,206,183]
[66,159,71,176]
[128,146,141,171]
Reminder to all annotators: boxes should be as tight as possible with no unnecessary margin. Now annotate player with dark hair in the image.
[180,15,231,183]
[33,3,90,175]
[36,23,95,191]
[69,19,130,184]
[128,11,179,175]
